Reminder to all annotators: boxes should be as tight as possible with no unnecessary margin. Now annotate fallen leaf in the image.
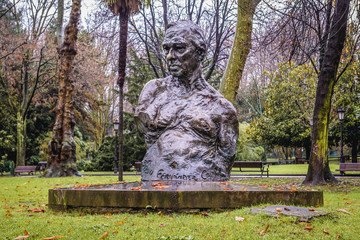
[100,232,108,239]
[259,223,270,236]
[275,208,283,212]
[308,209,315,212]
[275,189,283,191]
[241,187,247,191]
[116,221,126,225]
[338,209,353,215]
[323,229,330,235]
[27,214,33,217]
[14,236,29,239]
[305,225,312,231]
[220,182,227,185]
[226,212,231,216]
[15,209,26,212]
[159,223,166,227]
[284,207,291,211]
[68,229,71,233]
[42,236,64,240]
[24,230,29,236]
[235,216,245,221]
[28,208,45,213]
[337,234,340,239]
[112,230,118,234]
[101,216,113,219]
[202,212,210,217]
[290,188,298,192]
[223,188,233,191]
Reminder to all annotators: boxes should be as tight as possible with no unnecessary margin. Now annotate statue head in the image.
[162,20,207,79]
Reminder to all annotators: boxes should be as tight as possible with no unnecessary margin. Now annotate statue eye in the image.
[163,46,170,53]
[174,45,186,52]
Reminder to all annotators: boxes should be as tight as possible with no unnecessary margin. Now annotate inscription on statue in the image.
[135,20,238,181]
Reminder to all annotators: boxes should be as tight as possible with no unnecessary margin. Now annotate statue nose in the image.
[166,49,175,61]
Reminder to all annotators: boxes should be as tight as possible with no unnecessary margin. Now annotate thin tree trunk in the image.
[117,7,130,181]
[303,0,350,185]
[45,0,82,177]
[16,112,26,166]
[219,0,260,104]
[56,0,64,47]
[352,137,358,163]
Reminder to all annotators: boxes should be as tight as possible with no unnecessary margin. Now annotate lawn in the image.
[1,175,360,239]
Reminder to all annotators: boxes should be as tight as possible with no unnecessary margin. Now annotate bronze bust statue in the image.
[135,20,238,181]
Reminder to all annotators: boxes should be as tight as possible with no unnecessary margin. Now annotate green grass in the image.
[1,175,360,239]
[231,163,347,175]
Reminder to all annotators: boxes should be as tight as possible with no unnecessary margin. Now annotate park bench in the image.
[295,158,309,164]
[134,162,142,175]
[232,161,269,177]
[14,166,37,175]
[336,163,360,175]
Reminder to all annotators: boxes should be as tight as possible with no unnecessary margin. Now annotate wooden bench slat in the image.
[336,163,360,175]
[232,161,269,177]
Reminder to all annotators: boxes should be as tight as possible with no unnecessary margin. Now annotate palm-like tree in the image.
[105,0,142,181]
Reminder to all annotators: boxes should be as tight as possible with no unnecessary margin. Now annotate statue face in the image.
[163,32,200,79]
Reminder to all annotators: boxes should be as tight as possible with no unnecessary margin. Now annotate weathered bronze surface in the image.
[135,20,238,181]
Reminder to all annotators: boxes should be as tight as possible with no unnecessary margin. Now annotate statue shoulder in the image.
[139,77,169,101]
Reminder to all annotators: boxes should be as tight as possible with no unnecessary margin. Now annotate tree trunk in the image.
[352,136,358,163]
[56,0,64,47]
[117,7,130,181]
[303,0,350,185]
[16,112,26,166]
[45,0,82,177]
[219,0,260,104]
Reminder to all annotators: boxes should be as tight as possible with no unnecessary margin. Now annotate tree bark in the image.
[45,0,82,177]
[219,0,260,104]
[16,112,26,166]
[303,0,350,185]
[352,136,358,163]
[117,7,130,181]
[56,0,64,47]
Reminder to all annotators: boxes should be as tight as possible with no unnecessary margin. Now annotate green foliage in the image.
[92,112,146,171]
[248,63,317,149]
[235,123,264,161]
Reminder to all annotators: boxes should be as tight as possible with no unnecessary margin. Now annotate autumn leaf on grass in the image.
[101,216,113,219]
[235,216,245,222]
[100,232,108,239]
[116,221,126,225]
[259,224,270,236]
[338,209,353,215]
[14,230,29,239]
[337,234,341,239]
[305,225,313,231]
[42,236,64,240]
[28,208,45,213]
[159,223,166,227]
[202,212,210,217]
[323,229,330,235]
[112,230,118,234]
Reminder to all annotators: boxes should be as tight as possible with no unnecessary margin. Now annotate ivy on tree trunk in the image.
[45,0,82,177]
[303,0,351,185]
[219,0,260,104]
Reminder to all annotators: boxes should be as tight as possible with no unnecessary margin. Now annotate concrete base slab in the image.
[48,181,323,213]
[250,205,330,221]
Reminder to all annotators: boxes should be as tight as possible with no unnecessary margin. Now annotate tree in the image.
[303,0,352,185]
[45,0,82,177]
[0,0,57,167]
[249,63,317,159]
[219,0,261,104]
[105,0,141,181]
